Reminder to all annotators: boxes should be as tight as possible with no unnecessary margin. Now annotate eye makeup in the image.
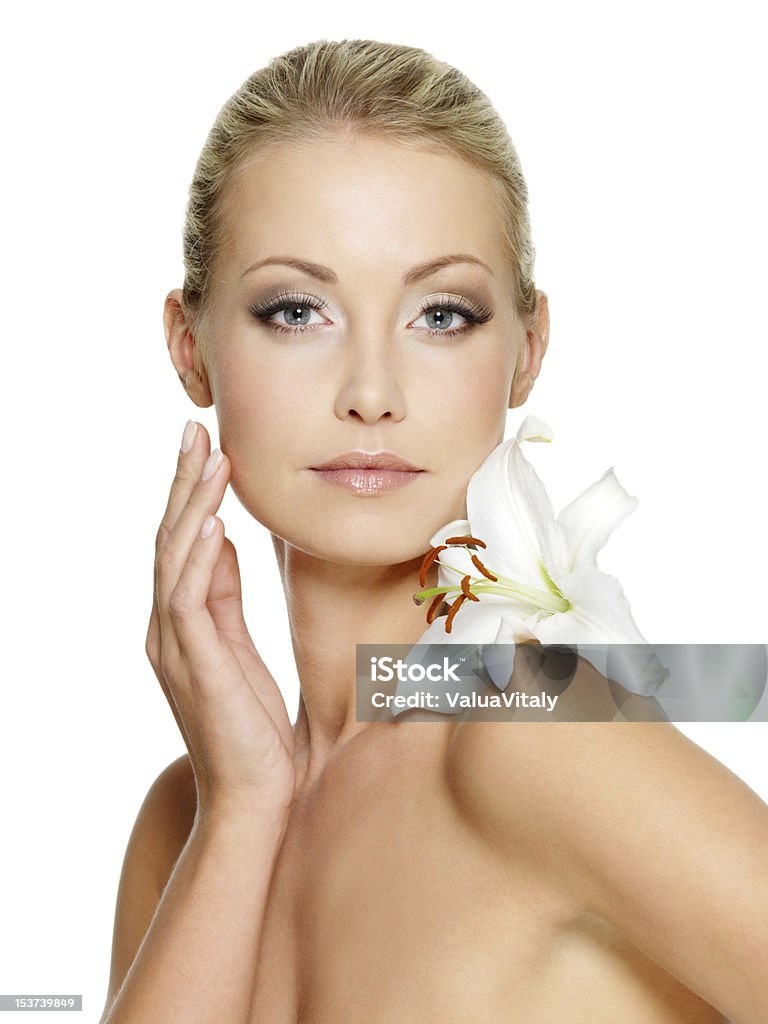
[246,288,495,339]
[409,292,494,339]
[249,288,327,323]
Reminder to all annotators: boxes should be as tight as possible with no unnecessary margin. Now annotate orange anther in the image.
[419,544,447,588]
[426,592,448,624]
[445,534,487,549]
[470,553,498,582]
[445,593,467,633]
[460,574,480,601]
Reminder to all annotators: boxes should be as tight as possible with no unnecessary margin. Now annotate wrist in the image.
[194,795,292,839]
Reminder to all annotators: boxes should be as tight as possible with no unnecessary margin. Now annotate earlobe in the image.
[163,288,214,408]
[508,370,536,409]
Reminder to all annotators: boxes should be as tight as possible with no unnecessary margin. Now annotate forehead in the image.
[216,134,511,284]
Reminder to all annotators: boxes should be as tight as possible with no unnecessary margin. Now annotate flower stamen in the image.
[445,593,467,633]
[419,544,447,588]
[470,553,498,581]
[426,592,448,624]
[413,529,569,635]
[445,534,487,548]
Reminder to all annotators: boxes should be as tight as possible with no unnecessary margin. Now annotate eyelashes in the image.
[247,290,328,331]
[247,290,494,339]
[411,293,494,338]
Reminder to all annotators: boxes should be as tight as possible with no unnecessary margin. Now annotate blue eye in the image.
[412,307,469,333]
[248,291,329,334]
[247,289,494,339]
[409,295,494,339]
[272,304,324,327]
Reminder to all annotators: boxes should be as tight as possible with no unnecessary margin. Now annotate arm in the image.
[100,420,297,1022]
[99,756,288,1024]
[447,666,768,1024]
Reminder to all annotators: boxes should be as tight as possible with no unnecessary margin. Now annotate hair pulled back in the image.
[181,39,537,352]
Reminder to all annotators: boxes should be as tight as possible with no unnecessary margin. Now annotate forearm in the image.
[102,808,288,1024]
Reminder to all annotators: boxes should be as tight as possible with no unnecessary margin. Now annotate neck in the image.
[272,534,437,775]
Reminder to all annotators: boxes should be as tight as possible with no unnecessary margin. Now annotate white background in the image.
[1,0,766,1018]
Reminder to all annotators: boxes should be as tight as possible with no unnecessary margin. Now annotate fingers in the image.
[164,512,241,696]
[144,421,297,812]
[157,420,211,547]
[146,419,226,732]
[149,420,212,666]
[155,430,231,642]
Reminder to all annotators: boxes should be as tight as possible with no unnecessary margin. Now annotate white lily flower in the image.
[411,414,668,697]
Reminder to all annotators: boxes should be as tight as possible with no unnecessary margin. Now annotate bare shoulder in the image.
[443,648,766,867]
[445,713,743,857]
[445,704,768,882]
[99,754,197,1022]
[445,705,768,1021]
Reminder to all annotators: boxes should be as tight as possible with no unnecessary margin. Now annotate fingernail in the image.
[180,419,197,454]
[200,515,217,539]
[201,448,223,481]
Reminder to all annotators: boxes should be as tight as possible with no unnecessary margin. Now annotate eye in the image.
[247,291,330,335]
[408,294,494,339]
[270,303,326,328]
[411,306,469,333]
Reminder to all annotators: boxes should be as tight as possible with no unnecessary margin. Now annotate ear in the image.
[163,288,214,408]
[509,290,550,409]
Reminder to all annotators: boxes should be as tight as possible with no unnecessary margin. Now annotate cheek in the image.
[215,342,310,440]
[409,343,514,530]
[425,343,514,462]
[213,354,305,505]
[465,360,512,433]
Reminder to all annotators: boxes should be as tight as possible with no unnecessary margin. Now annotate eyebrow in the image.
[240,253,494,285]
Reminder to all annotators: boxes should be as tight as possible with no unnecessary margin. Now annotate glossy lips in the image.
[310,451,424,495]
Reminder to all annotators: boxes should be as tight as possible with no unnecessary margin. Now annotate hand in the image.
[145,420,296,821]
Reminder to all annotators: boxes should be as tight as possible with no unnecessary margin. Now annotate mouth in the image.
[309,451,425,495]
[311,451,423,472]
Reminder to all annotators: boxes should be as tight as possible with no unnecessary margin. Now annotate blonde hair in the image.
[181,38,538,359]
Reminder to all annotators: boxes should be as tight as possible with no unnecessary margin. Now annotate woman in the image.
[99,39,766,1023]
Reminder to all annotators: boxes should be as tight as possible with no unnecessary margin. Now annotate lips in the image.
[311,451,423,472]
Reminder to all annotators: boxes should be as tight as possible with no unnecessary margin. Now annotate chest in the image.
[247,742,728,1024]
[249,749,570,1023]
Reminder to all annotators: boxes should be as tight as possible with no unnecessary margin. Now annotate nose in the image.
[333,329,407,424]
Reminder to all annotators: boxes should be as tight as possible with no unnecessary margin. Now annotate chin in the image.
[231,476,464,565]
[267,512,438,567]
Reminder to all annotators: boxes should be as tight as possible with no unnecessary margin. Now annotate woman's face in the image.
[182,133,539,566]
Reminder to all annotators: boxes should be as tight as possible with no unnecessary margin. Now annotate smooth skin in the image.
[99,133,767,1023]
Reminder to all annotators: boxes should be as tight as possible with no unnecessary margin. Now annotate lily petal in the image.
[494,612,539,645]
[530,566,648,645]
[435,545,483,588]
[467,437,560,588]
[516,414,555,444]
[480,611,540,692]
[415,598,542,648]
[414,599,508,645]
[526,567,669,696]
[556,468,639,571]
